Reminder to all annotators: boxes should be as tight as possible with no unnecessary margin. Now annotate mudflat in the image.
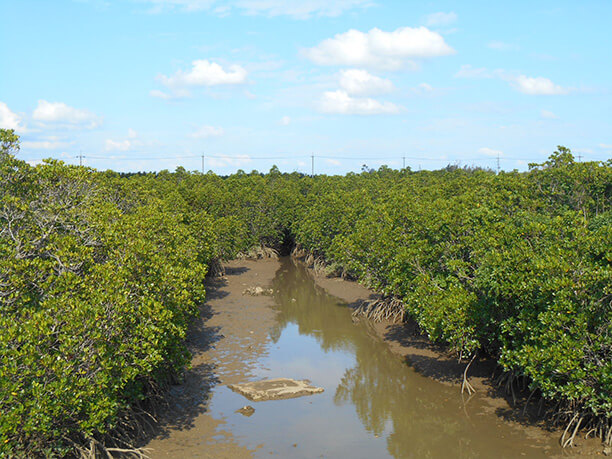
[142,258,281,458]
[142,257,604,458]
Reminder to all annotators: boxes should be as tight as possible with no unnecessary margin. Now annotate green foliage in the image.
[288,151,612,427]
[1,129,610,455]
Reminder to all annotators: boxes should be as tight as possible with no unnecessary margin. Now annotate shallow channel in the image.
[149,257,566,458]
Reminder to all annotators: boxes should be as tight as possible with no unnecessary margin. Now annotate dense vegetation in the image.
[1,128,610,456]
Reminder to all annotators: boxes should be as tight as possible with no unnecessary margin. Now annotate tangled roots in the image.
[237,246,279,260]
[352,297,406,323]
[206,258,225,277]
[494,371,612,448]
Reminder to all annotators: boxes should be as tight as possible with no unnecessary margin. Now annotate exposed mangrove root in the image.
[290,244,306,258]
[81,437,151,459]
[494,370,612,449]
[352,297,406,323]
[522,388,538,417]
[236,245,279,260]
[461,353,477,395]
[206,258,225,277]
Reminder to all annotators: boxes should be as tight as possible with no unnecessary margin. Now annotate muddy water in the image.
[148,258,569,458]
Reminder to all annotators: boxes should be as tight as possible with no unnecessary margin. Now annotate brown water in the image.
[149,258,574,458]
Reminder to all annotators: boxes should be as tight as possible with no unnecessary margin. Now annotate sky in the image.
[1,0,611,174]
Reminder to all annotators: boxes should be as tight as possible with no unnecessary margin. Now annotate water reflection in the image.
[268,258,554,459]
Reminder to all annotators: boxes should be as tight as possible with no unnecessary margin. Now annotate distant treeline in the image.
[1,128,610,456]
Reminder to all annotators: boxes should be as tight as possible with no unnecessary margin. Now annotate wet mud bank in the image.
[142,257,604,458]
[304,259,606,457]
[142,258,282,458]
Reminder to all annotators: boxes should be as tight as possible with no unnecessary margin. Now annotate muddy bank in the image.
[142,257,604,458]
[307,261,605,457]
[143,258,281,458]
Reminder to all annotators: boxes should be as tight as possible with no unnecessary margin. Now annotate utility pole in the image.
[496,152,501,174]
[311,154,314,177]
[201,153,205,173]
[77,150,83,167]
[402,156,406,170]
[577,153,583,162]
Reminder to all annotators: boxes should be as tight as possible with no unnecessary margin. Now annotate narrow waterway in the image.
[146,258,575,458]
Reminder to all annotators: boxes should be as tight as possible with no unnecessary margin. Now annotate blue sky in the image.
[1,0,611,174]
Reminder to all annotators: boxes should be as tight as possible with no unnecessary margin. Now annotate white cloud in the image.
[233,0,371,18]
[21,138,73,150]
[509,75,569,95]
[478,147,503,157]
[191,125,224,138]
[142,0,372,18]
[319,90,401,115]
[325,158,341,166]
[150,89,173,99]
[280,116,291,126]
[0,102,22,130]
[338,69,394,96]
[488,41,519,51]
[455,67,571,96]
[599,143,612,149]
[143,0,216,13]
[105,139,133,151]
[304,26,455,70]
[417,82,433,92]
[540,109,559,119]
[105,129,143,151]
[424,12,457,27]
[156,60,248,98]
[32,100,101,128]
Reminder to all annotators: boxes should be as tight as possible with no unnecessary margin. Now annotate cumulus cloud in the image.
[319,90,401,115]
[159,59,247,87]
[190,125,224,138]
[280,116,291,126]
[541,109,559,119]
[417,82,433,92]
[142,0,372,18]
[105,139,133,151]
[455,66,570,96]
[509,75,569,95]
[32,100,101,128]
[105,129,142,151]
[0,102,22,130]
[338,69,394,96]
[155,60,248,98]
[424,12,457,27]
[304,26,455,70]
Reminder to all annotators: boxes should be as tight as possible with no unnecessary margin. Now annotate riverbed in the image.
[143,257,601,458]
